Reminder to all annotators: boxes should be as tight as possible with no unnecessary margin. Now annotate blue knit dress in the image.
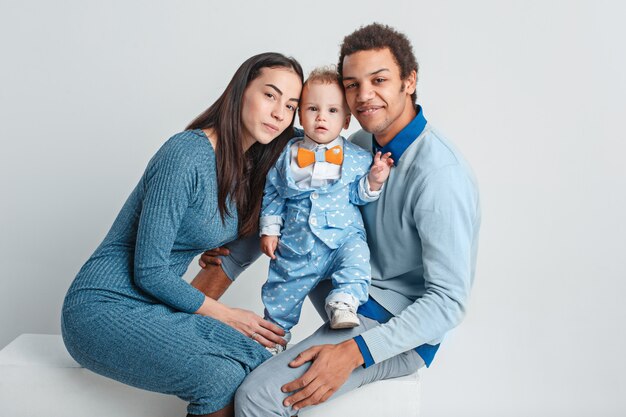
[61,130,271,415]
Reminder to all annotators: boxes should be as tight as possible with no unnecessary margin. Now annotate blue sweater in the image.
[350,114,481,365]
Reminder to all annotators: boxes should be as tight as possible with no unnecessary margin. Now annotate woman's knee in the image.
[185,357,248,415]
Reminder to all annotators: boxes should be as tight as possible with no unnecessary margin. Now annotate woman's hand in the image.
[195,296,286,349]
[218,306,287,349]
[198,247,230,268]
[260,235,279,260]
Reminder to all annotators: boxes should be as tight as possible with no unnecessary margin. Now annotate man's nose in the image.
[357,85,374,102]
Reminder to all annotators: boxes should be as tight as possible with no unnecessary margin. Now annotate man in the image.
[195,23,481,416]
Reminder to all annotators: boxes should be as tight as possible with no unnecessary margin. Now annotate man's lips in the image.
[357,105,382,115]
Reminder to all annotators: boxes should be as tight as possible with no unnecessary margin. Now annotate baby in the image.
[259,67,393,353]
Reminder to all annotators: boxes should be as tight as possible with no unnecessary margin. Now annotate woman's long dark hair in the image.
[187,53,303,236]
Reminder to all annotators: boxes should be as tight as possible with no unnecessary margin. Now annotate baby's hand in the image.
[368,151,394,191]
[260,235,279,260]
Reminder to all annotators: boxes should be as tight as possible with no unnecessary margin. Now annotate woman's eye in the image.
[286,104,296,111]
[265,93,275,99]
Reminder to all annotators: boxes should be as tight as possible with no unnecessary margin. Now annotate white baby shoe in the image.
[328,301,360,329]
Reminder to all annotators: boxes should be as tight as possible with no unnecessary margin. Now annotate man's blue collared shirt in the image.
[372,105,427,165]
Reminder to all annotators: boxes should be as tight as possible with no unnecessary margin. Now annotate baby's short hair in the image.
[304,65,341,88]
[301,65,349,113]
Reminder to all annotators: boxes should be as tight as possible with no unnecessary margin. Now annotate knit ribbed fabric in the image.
[61,130,271,415]
[351,123,481,365]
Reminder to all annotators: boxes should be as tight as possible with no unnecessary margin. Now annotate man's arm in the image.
[191,264,232,300]
[198,234,263,281]
[357,164,480,363]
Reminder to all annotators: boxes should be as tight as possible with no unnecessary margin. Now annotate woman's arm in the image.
[191,266,286,349]
[191,244,288,348]
[194,295,286,348]
[133,138,207,313]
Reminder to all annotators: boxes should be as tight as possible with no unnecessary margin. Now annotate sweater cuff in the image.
[359,326,395,364]
[353,335,375,368]
[219,235,263,281]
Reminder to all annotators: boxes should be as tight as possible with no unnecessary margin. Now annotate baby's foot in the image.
[266,343,287,355]
[265,330,291,355]
[328,301,360,329]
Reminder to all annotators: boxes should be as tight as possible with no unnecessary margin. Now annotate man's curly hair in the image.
[338,23,418,104]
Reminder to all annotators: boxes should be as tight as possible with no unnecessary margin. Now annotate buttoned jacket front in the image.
[261,136,373,256]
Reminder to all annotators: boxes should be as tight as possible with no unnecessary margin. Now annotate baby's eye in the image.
[307,106,318,111]
[329,108,338,113]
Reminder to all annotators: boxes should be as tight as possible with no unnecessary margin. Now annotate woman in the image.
[61,53,303,417]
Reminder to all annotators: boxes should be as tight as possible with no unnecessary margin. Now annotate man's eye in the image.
[375,78,385,84]
[344,83,357,89]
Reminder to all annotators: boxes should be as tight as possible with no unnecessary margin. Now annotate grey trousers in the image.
[234,282,425,417]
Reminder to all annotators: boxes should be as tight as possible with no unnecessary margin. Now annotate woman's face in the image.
[240,67,302,149]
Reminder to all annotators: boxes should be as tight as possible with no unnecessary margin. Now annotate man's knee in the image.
[235,368,288,417]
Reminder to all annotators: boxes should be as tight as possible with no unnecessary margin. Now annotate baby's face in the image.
[298,81,350,145]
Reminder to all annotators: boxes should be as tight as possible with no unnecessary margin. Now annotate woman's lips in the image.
[263,123,279,133]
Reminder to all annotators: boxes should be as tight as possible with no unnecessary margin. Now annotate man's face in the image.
[341,48,416,145]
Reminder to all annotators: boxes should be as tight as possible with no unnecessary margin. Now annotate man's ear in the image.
[404,70,417,95]
[343,113,351,130]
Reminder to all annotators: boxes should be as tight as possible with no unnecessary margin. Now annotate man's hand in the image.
[368,151,394,191]
[281,339,364,411]
[198,247,230,268]
[260,235,279,260]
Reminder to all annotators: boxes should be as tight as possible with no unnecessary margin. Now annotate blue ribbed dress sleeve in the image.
[133,137,206,313]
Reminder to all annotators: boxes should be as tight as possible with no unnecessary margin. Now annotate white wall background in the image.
[1,0,625,415]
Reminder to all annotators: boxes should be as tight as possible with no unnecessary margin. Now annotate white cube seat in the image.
[0,334,420,417]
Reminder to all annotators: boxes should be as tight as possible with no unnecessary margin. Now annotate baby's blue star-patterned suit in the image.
[260,136,377,333]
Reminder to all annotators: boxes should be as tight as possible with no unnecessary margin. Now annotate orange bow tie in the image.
[297,145,343,168]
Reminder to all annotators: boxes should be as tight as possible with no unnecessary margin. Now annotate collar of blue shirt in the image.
[373,105,427,165]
